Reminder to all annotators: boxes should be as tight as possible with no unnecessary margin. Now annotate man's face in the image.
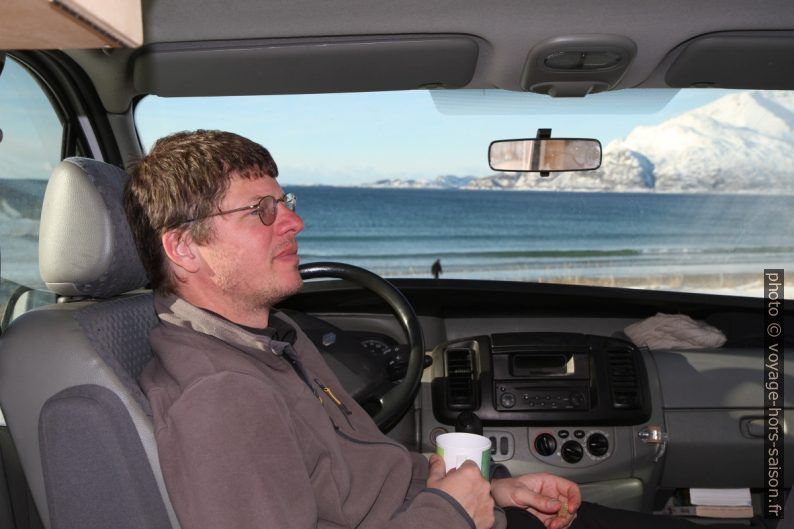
[193,173,304,311]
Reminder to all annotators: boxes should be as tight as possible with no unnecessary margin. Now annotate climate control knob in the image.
[587,433,609,457]
[561,440,584,463]
[534,433,557,457]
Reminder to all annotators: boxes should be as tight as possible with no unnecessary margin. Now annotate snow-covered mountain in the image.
[602,90,794,192]
[368,174,478,189]
[366,90,794,193]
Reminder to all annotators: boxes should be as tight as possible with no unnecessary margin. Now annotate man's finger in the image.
[549,477,581,513]
[457,459,480,471]
[565,488,582,513]
[426,454,447,483]
[548,512,577,529]
[514,489,561,513]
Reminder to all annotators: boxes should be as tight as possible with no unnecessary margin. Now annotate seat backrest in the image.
[0,158,180,529]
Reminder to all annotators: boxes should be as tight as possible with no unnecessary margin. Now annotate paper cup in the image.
[435,432,492,478]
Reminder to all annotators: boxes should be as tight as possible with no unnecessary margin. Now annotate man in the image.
[432,259,443,279]
[124,130,734,529]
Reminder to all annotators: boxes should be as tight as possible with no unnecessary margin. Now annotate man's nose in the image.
[276,203,305,234]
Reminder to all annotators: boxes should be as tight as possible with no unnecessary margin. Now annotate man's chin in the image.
[287,275,304,295]
[269,275,303,306]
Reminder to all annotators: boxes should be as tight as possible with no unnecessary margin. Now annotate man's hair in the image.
[124,130,279,294]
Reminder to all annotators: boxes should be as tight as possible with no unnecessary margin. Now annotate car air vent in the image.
[606,348,641,409]
[446,346,476,410]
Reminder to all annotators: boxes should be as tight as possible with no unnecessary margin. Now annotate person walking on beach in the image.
[432,259,443,279]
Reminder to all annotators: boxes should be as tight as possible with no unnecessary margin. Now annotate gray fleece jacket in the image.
[141,293,485,529]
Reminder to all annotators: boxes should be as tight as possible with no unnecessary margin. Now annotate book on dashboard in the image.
[688,488,752,507]
[665,488,754,519]
[668,505,754,519]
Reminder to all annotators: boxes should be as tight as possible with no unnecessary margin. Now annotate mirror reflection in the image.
[489,138,602,172]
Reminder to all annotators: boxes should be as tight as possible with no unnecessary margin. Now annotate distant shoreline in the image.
[374,269,773,298]
[534,271,766,296]
[285,183,794,196]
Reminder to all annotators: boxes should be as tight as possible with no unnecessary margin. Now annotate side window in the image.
[0,56,62,330]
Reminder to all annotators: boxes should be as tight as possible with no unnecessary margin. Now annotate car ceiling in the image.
[40,0,794,112]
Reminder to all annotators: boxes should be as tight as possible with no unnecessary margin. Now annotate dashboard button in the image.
[569,392,585,408]
[573,430,585,439]
[500,393,516,408]
[558,430,570,439]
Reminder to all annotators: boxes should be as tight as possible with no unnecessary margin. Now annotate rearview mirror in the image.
[489,138,601,172]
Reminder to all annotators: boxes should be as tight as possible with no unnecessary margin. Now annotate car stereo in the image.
[492,335,591,412]
[431,332,651,426]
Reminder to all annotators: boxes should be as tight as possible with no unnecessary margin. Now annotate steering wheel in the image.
[298,262,424,431]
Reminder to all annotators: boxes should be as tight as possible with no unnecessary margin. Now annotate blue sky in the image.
[0,60,64,180]
[136,88,732,186]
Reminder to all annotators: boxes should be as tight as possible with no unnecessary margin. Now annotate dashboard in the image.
[279,278,794,513]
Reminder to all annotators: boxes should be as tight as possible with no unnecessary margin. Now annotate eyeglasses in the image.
[180,192,297,227]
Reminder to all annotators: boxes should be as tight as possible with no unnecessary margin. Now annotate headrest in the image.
[39,158,149,297]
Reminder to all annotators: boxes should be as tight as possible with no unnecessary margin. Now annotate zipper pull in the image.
[314,378,352,416]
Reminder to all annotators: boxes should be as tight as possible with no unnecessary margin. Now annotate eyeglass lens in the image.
[258,193,296,226]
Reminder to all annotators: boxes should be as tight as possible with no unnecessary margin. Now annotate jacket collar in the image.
[154,292,293,369]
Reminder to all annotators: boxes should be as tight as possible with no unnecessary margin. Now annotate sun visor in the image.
[666,31,794,89]
[133,35,479,96]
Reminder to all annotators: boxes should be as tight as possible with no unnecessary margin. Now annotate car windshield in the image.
[146,89,790,298]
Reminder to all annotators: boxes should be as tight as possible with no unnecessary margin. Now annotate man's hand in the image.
[426,454,495,529]
[490,473,581,529]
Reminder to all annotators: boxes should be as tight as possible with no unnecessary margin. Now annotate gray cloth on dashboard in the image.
[624,313,726,350]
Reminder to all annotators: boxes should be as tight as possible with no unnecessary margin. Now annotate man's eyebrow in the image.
[242,194,268,205]
[237,192,282,207]
[252,192,285,202]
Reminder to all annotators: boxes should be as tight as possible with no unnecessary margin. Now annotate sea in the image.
[2,185,793,298]
[288,186,794,295]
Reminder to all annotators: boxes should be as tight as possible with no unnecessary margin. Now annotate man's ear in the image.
[161,229,201,274]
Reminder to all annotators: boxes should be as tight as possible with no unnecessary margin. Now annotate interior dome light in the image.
[544,51,623,70]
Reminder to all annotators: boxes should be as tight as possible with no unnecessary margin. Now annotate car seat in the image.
[0,158,179,529]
